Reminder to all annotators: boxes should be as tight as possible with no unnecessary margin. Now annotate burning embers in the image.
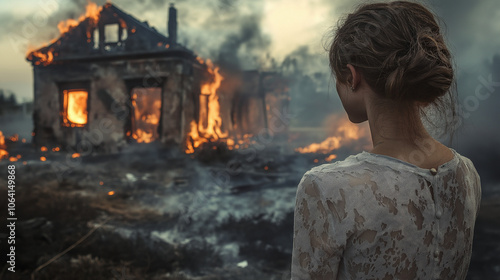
[131,88,162,143]
[62,90,88,127]
[28,51,54,66]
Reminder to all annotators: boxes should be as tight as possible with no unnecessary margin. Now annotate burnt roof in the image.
[27,3,196,65]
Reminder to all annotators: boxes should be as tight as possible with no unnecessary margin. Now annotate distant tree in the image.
[7,92,17,105]
[0,90,4,105]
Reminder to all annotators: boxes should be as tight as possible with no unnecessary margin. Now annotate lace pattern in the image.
[291,150,481,280]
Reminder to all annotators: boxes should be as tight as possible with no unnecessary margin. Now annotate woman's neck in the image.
[364,96,453,169]
[366,98,427,145]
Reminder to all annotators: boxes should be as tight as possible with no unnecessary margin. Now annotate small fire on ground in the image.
[295,114,371,159]
[0,131,8,160]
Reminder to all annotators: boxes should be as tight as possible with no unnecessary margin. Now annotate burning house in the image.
[27,2,289,153]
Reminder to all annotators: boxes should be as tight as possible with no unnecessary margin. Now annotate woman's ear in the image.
[346,64,359,90]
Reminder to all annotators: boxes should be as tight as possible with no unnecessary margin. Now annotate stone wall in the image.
[32,56,203,153]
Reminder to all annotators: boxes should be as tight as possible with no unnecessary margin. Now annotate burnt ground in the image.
[0,142,303,280]
[468,200,500,280]
[0,142,499,280]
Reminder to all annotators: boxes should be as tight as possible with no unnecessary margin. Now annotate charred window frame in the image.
[95,21,128,51]
[124,78,165,142]
[191,71,202,132]
[58,81,91,128]
[196,70,217,136]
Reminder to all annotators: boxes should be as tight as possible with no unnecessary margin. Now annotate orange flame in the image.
[72,153,81,158]
[57,19,79,35]
[119,19,127,29]
[29,50,54,66]
[133,129,154,143]
[225,134,255,150]
[0,131,5,147]
[57,2,101,34]
[296,136,342,154]
[27,2,102,66]
[0,131,8,160]
[325,154,337,162]
[131,89,161,143]
[199,60,226,138]
[185,59,227,153]
[40,156,47,162]
[0,150,8,160]
[108,191,115,196]
[9,134,19,142]
[63,90,88,127]
[185,121,201,154]
[296,115,369,154]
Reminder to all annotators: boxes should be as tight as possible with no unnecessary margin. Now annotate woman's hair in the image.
[329,1,457,138]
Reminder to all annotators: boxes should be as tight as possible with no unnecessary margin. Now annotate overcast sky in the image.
[0,0,495,97]
[0,0,499,166]
[0,0,335,101]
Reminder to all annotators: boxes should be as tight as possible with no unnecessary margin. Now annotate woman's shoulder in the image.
[454,151,480,176]
[299,149,481,190]
[299,152,371,193]
[306,149,479,176]
[303,152,381,183]
[306,153,366,176]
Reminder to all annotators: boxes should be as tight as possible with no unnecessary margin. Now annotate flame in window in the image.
[63,90,88,127]
[131,88,162,143]
[185,59,227,153]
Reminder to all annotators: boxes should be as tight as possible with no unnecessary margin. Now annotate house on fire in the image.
[27,3,289,153]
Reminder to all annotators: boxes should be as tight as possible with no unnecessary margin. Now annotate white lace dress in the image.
[291,150,481,280]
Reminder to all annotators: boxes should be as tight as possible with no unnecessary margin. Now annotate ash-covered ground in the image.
[0,142,499,280]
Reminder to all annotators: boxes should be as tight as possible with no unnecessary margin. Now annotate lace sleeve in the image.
[291,173,346,279]
[465,158,482,217]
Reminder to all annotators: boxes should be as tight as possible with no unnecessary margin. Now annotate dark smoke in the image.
[277,46,340,128]
[1,0,108,53]
[215,15,271,72]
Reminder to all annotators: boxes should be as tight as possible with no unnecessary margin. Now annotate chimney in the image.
[168,3,177,44]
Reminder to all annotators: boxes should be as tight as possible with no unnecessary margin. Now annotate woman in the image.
[291,1,481,279]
